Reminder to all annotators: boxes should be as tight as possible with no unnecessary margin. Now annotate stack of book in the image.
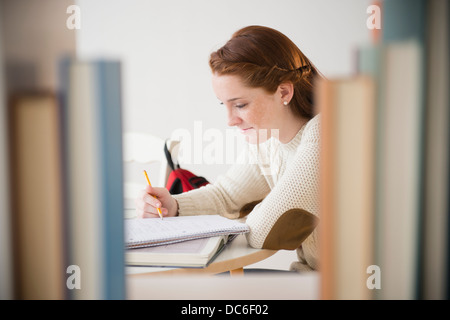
[124,215,249,268]
[318,0,449,300]
[6,58,126,299]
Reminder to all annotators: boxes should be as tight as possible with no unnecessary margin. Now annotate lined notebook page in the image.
[125,215,249,248]
[131,237,212,254]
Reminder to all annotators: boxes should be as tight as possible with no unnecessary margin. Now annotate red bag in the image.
[164,140,209,194]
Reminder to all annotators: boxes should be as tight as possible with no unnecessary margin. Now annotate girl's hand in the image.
[135,185,178,218]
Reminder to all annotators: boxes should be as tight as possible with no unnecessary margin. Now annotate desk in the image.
[127,271,321,300]
[126,234,277,276]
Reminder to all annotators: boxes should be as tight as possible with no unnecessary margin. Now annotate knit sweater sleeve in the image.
[245,116,321,254]
[173,146,271,219]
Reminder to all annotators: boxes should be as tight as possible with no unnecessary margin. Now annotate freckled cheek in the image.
[244,107,271,129]
[243,113,259,127]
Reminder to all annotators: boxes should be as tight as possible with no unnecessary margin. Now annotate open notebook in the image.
[124,215,249,268]
[124,215,249,248]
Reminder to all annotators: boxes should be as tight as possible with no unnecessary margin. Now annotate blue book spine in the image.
[57,56,74,300]
[95,61,125,300]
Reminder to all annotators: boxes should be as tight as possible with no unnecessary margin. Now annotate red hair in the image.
[209,25,321,119]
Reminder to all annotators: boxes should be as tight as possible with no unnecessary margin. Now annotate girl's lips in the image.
[239,127,253,134]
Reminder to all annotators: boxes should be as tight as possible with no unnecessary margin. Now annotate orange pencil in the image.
[143,170,163,220]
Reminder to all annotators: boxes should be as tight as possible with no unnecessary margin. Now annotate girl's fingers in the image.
[136,187,171,219]
[141,189,161,208]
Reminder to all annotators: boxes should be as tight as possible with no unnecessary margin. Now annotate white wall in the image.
[76,0,373,183]
[2,0,76,92]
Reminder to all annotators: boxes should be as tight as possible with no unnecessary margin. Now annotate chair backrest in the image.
[122,132,179,209]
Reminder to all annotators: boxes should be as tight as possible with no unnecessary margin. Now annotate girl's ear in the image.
[278,82,294,105]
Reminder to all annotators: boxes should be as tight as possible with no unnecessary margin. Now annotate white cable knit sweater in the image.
[173,114,321,271]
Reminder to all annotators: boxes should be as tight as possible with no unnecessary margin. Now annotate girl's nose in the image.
[227,107,241,127]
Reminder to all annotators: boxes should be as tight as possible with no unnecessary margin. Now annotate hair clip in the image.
[297,64,311,73]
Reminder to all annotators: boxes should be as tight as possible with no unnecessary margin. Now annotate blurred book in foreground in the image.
[318,75,376,300]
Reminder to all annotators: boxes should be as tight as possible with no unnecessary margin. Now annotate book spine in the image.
[61,59,126,300]
[8,93,66,299]
[0,16,13,299]
[64,60,103,299]
[421,0,450,300]
[95,61,125,300]
[376,41,423,300]
[318,77,376,300]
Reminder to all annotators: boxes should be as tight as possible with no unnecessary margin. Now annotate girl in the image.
[135,25,322,272]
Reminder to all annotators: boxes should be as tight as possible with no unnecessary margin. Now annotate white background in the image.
[76,0,373,182]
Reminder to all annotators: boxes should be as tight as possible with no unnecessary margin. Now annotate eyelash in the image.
[219,102,248,109]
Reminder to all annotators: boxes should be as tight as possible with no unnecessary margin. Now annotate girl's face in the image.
[212,74,287,144]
